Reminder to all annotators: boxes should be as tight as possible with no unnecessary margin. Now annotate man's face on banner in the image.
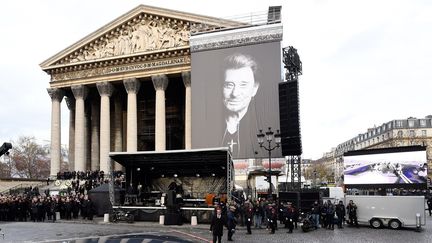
[223,66,259,113]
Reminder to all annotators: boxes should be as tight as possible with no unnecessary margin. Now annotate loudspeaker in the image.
[279,81,302,156]
[164,212,182,225]
[278,191,300,208]
[166,190,176,207]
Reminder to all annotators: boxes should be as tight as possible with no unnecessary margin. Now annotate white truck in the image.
[321,186,344,202]
[345,195,425,230]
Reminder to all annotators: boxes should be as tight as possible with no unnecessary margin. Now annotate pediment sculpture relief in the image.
[68,19,190,64]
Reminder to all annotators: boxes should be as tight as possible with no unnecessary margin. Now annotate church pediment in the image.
[40,5,240,70]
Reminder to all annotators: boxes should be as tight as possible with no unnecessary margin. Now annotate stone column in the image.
[123,78,140,152]
[152,74,169,151]
[182,71,192,149]
[114,95,123,170]
[90,100,100,171]
[72,85,88,172]
[97,82,114,173]
[65,96,75,171]
[47,88,64,177]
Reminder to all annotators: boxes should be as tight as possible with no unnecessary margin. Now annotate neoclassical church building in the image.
[41,5,240,176]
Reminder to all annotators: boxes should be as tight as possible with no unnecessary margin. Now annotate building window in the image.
[420,119,427,127]
[388,123,392,129]
[397,131,403,137]
[422,130,427,137]
[409,130,415,137]
[377,127,381,133]
[396,120,402,128]
[408,120,415,128]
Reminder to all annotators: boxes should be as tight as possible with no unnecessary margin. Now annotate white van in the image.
[345,195,425,229]
[321,186,345,203]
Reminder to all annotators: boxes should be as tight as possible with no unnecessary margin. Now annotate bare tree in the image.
[10,136,50,178]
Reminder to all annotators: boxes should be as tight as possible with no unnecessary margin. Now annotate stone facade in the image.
[41,5,239,176]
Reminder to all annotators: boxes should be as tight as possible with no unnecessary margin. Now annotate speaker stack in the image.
[278,81,302,156]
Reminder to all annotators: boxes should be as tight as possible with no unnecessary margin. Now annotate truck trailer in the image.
[345,195,425,230]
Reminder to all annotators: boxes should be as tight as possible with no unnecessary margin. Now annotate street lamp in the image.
[257,127,281,199]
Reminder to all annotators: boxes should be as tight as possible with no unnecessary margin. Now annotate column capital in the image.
[71,85,89,100]
[123,78,141,94]
[96,82,114,97]
[65,96,75,110]
[47,88,64,102]
[182,71,191,88]
[152,74,169,91]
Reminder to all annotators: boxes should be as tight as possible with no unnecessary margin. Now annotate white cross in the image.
[227,139,237,152]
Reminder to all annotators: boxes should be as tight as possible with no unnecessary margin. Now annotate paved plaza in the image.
[1,216,432,243]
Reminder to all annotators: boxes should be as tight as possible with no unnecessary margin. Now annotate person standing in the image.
[311,200,321,229]
[82,195,95,220]
[427,197,432,216]
[227,206,237,241]
[283,203,296,233]
[346,200,358,227]
[325,200,335,230]
[210,208,226,243]
[244,202,254,234]
[321,201,328,229]
[335,200,346,229]
[253,200,263,229]
[268,206,278,234]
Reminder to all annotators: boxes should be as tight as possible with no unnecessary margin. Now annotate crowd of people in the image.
[209,197,360,242]
[0,170,127,223]
[56,170,124,181]
[53,170,124,196]
[0,192,96,222]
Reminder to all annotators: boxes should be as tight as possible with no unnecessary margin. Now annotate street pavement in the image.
[1,215,432,243]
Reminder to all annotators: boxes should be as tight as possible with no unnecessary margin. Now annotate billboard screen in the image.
[343,148,427,185]
[191,37,282,159]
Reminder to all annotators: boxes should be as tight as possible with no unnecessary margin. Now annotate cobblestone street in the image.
[1,215,432,243]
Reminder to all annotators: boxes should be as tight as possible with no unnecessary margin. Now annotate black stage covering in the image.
[88,184,125,216]
[110,148,231,179]
[110,148,230,175]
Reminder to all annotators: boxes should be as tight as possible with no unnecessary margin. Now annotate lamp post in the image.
[257,127,281,199]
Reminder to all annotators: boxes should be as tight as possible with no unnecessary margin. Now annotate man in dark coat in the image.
[326,200,335,230]
[335,200,346,229]
[210,208,226,243]
[427,197,432,216]
[227,206,237,241]
[283,203,296,233]
[268,206,278,234]
[82,195,95,220]
[346,200,358,227]
[311,200,321,229]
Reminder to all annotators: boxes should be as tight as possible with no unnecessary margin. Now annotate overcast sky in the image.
[0,0,431,159]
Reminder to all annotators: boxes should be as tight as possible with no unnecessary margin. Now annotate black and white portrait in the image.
[191,41,282,159]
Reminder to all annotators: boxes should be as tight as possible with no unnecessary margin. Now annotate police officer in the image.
[283,202,296,233]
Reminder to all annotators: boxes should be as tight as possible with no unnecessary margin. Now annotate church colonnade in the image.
[47,71,192,176]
